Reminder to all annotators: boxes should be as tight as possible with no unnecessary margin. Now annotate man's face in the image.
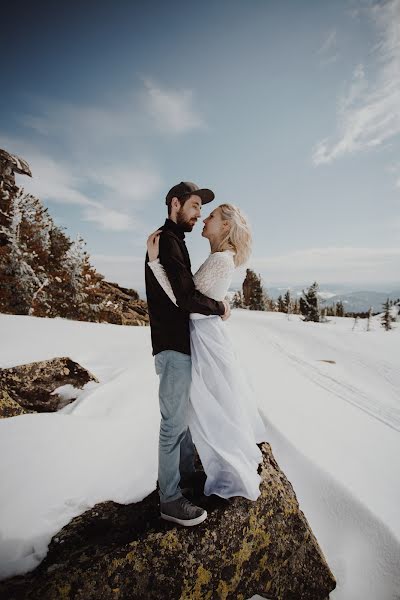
[176,195,202,232]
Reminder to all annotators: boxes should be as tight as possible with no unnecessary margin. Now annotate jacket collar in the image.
[163,218,186,240]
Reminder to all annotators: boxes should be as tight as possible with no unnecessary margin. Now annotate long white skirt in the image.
[188,313,267,501]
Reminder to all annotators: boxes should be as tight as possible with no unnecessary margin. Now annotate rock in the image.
[0,148,32,195]
[0,443,336,599]
[96,280,149,326]
[101,281,139,302]
[0,357,98,416]
[0,388,34,418]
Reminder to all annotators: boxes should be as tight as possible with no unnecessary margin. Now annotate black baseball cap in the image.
[165,181,215,205]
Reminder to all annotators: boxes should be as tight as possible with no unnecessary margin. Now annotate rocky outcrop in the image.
[95,280,149,326]
[0,148,32,197]
[0,357,98,417]
[0,443,336,599]
[0,387,34,418]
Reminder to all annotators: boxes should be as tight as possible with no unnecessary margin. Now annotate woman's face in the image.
[202,207,228,239]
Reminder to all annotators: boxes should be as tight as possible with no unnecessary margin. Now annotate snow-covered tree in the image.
[262,288,274,311]
[0,189,51,314]
[0,185,106,320]
[63,234,105,319]
[277,294,285,313]
[336,301,345,317]
[1,146,146,326]
[299,281,320,322]
[381,298,395,331]
[231,290,245,308]
[284,290,292,315]
[320,306,329,323]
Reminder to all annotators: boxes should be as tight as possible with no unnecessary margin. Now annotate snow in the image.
[0,311,399,599]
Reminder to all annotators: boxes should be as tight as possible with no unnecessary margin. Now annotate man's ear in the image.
[171,196,180,211]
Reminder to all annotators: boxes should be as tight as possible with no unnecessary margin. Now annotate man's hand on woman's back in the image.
[221,300,231,321]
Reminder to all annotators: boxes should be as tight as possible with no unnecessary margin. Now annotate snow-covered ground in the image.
[0,310,399,599]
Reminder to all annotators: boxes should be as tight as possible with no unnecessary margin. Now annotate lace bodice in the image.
[148,250,235,307]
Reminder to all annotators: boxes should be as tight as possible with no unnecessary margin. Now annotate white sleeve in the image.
[147,258,178,306]
[194,252,235,298]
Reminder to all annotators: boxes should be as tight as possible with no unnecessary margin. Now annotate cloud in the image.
[312,0,400,165]
[91,254,146,290]
[86,164,162,204]
[317,29,338,66]
[1,134,146,232]
[142,78,205,134]
[82,205,135,231]
[318,29,337,54]
[1,76,208,231]
[89,246,400,293]
[19,96,139,145]
[385,160,400,189]
[20,78,207,144]
[247,246,400,286]
[338,63,368,112]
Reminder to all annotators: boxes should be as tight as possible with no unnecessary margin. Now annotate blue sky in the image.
[1,0,399,295]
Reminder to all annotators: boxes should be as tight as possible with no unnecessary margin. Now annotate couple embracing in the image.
[145,181,266,527]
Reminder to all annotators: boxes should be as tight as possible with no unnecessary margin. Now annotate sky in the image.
[1,0,399,296]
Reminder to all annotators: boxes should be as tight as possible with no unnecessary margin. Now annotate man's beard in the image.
[176,208,197,232]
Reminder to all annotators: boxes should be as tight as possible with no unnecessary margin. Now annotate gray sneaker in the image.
[160,497,207,527]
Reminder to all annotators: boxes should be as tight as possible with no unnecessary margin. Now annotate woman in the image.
[147,203,266,501]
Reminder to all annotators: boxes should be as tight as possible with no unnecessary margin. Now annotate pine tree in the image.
[299,281,320,322]
[284,290,291,315]
[242,269,265,311]
[0,189,49,314]
[231,290,245,308]
[270,298,278,312]
[336,301,345,317]
[63,234,105,320]
[249,276,265,311]
[381,298,395,331]
[262,289,272,311]
[0,186,106,320]
[320,306,329,323]
[277,294,285,313]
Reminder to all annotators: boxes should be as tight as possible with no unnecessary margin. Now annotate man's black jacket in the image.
[145,218,225,356]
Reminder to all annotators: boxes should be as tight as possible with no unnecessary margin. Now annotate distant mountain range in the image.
[317,290,400,313]
[136,283,400,314]
[259,286,400,313]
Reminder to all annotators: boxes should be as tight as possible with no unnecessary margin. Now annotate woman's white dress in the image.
[148,249,266,501]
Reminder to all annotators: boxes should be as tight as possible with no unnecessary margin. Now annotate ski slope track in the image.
[237,315,400,432]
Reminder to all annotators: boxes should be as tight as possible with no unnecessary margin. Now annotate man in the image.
[145,181,231,526]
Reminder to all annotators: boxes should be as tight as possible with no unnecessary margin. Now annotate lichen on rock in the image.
[0,357,98,416]
[0,443,336,599]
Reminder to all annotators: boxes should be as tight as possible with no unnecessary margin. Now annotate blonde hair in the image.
[215,203,252,267]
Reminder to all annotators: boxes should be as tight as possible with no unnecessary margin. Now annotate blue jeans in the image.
[154,350,196,503]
